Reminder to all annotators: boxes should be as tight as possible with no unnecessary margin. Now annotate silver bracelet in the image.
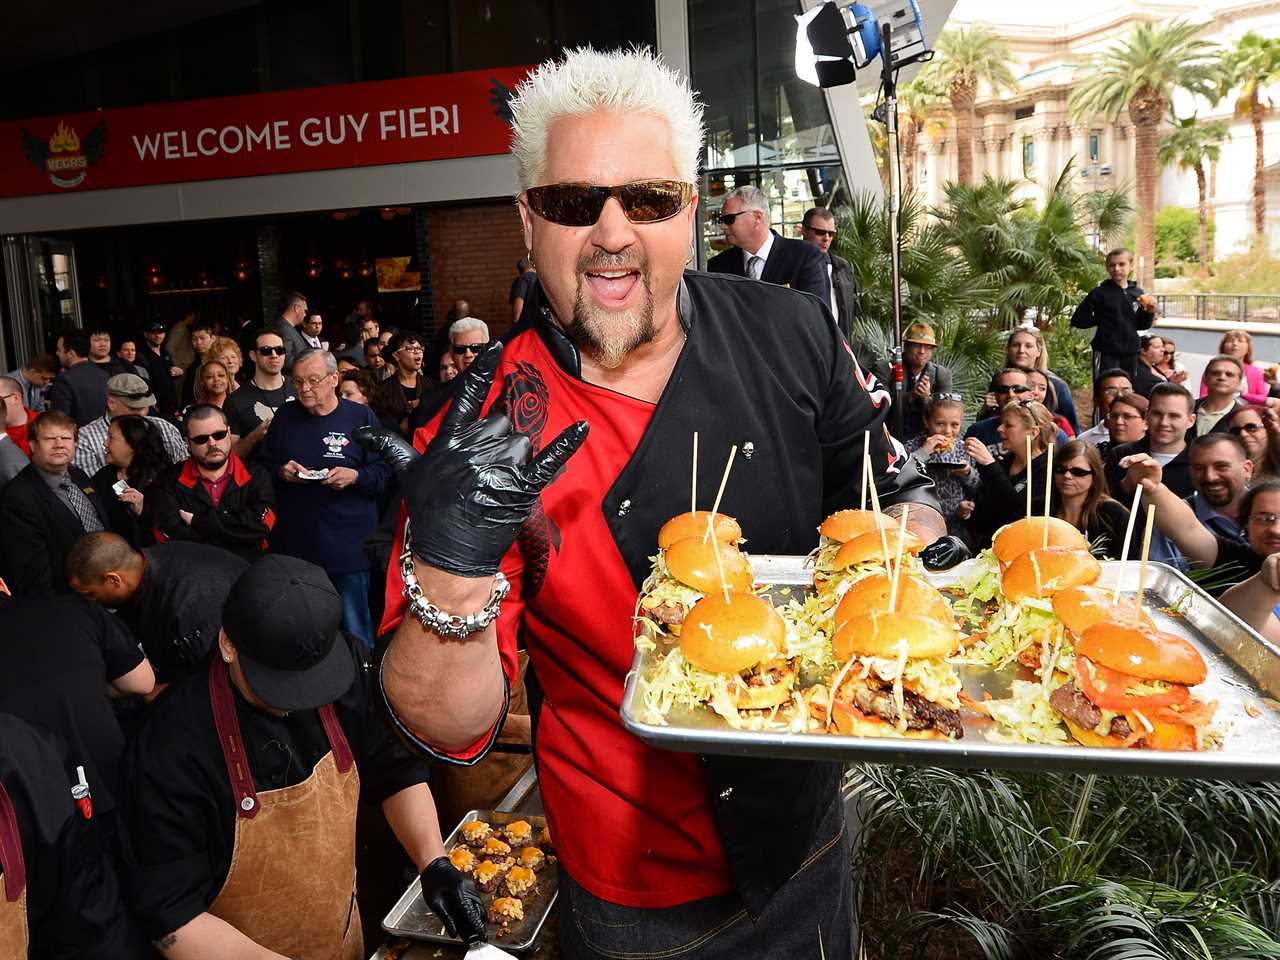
[400,520,509,639]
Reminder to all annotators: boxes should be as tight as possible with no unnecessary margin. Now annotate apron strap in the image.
[318,705,354,775]
[209,659,260,820]
[0,783,26,901]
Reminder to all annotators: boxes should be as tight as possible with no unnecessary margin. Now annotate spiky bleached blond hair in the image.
[509,47,705,191]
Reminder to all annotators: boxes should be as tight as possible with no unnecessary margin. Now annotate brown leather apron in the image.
[0,782,28,960]
[206,660,362,960]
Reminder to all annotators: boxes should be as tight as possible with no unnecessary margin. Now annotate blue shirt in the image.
[254,398,388,575]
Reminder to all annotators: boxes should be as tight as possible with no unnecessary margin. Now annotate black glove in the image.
[920,535,971,571]
[420,856,487,943]
[355,342,589,577]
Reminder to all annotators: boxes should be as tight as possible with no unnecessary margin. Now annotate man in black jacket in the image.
[139,320,182,420]
[47,332,111,426]
[707,185,830,304]
[800,206,858,339]
[0,411,114,596]
[66,531,248,686]
[1070,247,1158,378]
[147,404,274,561]
[356,48,950,960]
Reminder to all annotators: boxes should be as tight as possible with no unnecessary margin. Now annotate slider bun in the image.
[993,517,1090,566]
[820,509,895,543]
[680,591,785,674]
[832,610,960,661]
[1053,586,1151,639]
[665,536,753,595]
[658,511,742,549]
[1000,548,1101,602]
[1077,622,1208,686]
[834,572,953,630]
[832,529,924,570]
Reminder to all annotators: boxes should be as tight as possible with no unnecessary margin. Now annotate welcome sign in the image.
[0,65,531,199]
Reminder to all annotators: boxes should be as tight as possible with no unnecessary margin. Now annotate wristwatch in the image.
[400,520,509,639]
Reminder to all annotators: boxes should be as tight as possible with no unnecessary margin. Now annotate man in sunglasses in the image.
[358,47,945,960]
[225,329,295,460]
[147,404,276,562]
[706,184,830,303]
[964,368,1067,447]
[449,317,490,374]
[800,206,857,339]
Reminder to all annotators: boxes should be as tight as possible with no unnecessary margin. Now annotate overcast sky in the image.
[949,0,1117,24]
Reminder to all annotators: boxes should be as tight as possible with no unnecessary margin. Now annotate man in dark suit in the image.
[47,332,111,426]
[0,410,114,596]
[800,206,858,339]
[706,185,830,303]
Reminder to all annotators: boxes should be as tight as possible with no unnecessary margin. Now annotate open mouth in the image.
[584,268,642,308]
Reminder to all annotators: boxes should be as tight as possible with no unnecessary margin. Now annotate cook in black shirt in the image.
[119,555,482,958]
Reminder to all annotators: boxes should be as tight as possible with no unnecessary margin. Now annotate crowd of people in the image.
[2,44,1280,960]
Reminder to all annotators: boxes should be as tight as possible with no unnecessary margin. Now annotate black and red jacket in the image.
[147,454,275,561]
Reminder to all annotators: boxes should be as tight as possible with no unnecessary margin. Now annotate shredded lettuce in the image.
[638,646,734,726]
[957,596,1064,669]
[856,655,963,709]
[984,678,1071,745]
[954,548,1002,603]
[778,592,838,675]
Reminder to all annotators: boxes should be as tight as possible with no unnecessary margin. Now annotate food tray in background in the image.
[620,556,1280,781]
[382,809,557,952]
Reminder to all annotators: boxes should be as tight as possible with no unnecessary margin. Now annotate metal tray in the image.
[382,809,558,952]
[620,555,1280,781]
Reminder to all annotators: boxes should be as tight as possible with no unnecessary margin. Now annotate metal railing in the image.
[1157,294,1280,324]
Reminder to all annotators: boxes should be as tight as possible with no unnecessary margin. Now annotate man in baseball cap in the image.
[122,554,488,956]
[71,373,187,476]
[139,320,183,418]
[874,321,956,440]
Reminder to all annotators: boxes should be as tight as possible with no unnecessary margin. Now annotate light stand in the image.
[877,21,907,440]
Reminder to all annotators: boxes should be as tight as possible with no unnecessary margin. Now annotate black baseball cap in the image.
[142,319,166,332]
[222,555,355,711]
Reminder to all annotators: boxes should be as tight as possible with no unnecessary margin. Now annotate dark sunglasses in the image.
[188,428,229,446]
[717,210,756,226]
[256,345,286,356]
[805,226,836,239]
[525,179,694,227]
[452,342,489,355]
[995,384,1030,395]
[1054,465,1093,478]
[1230,423,1264,434]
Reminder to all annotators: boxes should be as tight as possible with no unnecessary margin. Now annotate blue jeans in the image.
[557,799,854,959]
[330,570,373,654]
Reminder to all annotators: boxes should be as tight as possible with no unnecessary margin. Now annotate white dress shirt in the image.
[742,231,775,279]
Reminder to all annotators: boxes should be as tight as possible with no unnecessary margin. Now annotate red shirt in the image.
[5,410,38,456]
[199,471,233,506]
[382,333,733,908]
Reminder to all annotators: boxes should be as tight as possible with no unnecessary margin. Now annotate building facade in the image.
[919,0,1280,259]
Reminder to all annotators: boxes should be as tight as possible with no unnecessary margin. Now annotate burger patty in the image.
[1049,682,1133,739]
[851,680,964,738]
[649,603,685,627]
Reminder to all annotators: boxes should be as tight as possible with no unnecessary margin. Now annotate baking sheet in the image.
[620,556,1280,781]
[382,809,558,952]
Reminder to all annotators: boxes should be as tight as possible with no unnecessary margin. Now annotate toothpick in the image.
[1042,442,1054,549]
[1138,504,1156,614]
[889,505,909,612]
[710,537,732,604]
[690,431,699,516]
[860,432,870,511]
[1025,435,1033,519]
[1113,485,1143,605]
[703,445,738,543]
[867,466,892,571]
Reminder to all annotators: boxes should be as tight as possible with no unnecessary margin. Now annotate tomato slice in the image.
[1074,656,1191,712]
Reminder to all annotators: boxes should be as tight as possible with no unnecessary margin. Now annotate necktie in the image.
[747,255,763,280]
[60,479,104,533]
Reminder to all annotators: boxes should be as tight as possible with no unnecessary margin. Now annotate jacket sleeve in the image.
[353,410,390,498]
[144,476,196,545]
[189,467,276,548]
[0,486,54,596]
[47,375,74,416]
[791,242,831,304]
[1053,375,1081,434]
[1070,287,1100,329]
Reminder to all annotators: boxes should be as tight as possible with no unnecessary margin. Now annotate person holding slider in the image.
[120,554,483,959]
[356,47,952,960]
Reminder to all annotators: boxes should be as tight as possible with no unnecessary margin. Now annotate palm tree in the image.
[1158,115,1231,277]
[925,27,1017,187]
[897,76,948,196]
[1069,20,1220,290]
[1222,32,1280,245]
